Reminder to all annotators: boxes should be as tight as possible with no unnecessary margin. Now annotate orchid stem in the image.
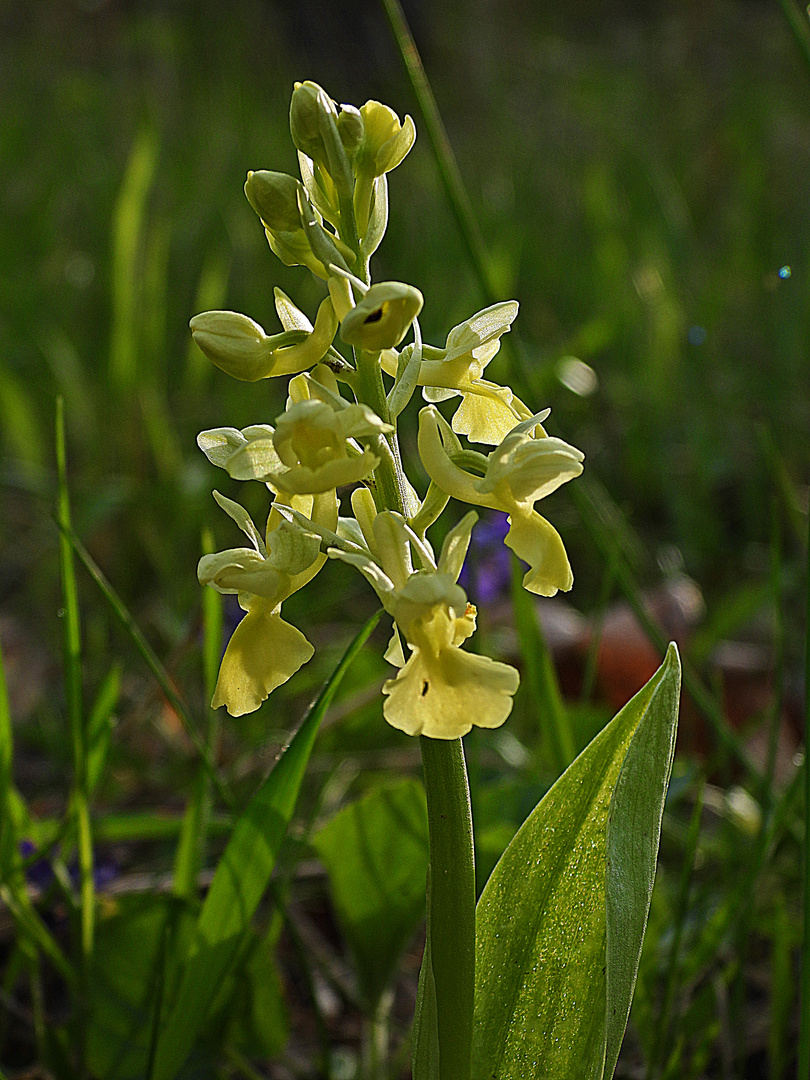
[418,736,475,1080]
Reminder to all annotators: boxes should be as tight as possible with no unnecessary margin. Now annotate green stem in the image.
[800,512,810,1080]
[56,398,93,1076]
[419,736,475,1080]
[355,348,407,514]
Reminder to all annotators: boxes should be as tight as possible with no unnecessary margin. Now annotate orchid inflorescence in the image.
[192,80,584,739]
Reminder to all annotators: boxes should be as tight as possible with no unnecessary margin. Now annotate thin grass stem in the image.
[380,0,493,304]
[762,497,785,808]
[380,0,533,390]
[172,529,224,900]
[646,783,704,1079]
[778,0,810,79]
[54,518,234,812]
[55,398,93,1076]
[799,512,810,1080]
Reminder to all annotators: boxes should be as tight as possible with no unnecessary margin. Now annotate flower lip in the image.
[340,281,423,351]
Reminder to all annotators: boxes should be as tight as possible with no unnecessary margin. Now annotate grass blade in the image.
[645,783,704,1079]
[172,529,223,901]
[56,398,94,1079]
[0,631,76,994]
[55,518,234,812]
[0,614,13,873]
[778,0,810,79]
[150,608,383,1080]
[800,514,810,1080]
[86,663,121,798]
[110,127,159,391]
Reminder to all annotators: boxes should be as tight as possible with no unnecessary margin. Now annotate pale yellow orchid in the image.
[417,406,584,596]
[383,572,519,739]
[340,281,424,352]
[196,374,391,495]
[269,399,382,494]
[381,301,531,444]
[198,490,337,716]
[189,295,338,382]
[322,501,519,738]
[353,99,416,238]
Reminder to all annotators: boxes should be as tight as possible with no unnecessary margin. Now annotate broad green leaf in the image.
[87,894,194,1080]
[218,911,288,1058]
[312,778,429,1009]
[473,644,680,1080]
[150,609,381,1080]
[603,644,681,1079]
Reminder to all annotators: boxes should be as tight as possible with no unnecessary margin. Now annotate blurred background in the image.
[1,0,808,1075]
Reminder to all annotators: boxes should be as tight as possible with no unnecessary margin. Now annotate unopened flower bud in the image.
[244,171,303,232]
[340,282,424,352]
[290,81,352,199]
[289,81,332,162]
[337,104,364,158]
[190,311,275,381]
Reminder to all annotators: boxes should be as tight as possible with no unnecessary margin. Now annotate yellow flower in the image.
[353,100,416,237]
[417,406,584,596]
[321,501,519,738]
[381,301,530,444]
[196,373,391,496]
[198,490,337,716]
[382,571,520,739]
[340,281,424,352]
[189,295,338,382]
[356,100,416,178]
[271,398,388,493]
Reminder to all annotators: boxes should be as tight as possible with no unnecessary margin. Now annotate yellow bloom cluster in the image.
[193,81,584,738]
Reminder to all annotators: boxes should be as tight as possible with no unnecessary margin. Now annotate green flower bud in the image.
[340,281,424,352]
[190,299,338,381]
[190,311,277,381]
[289,80,333,162]
[244,170,303,232]
[336,104,364,158]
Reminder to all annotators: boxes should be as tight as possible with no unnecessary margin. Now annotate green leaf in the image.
[312,777,429,1009]
[510,556,574,771]
[149,610,381,1080]
[218,912,288,1058]
[473,644,680,1080]
[87,895,194,1080]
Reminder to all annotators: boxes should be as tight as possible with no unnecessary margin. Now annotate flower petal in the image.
[382,646,518,739]
[450,388,522,445]
[504,510,574,596]
[481,434,584,503]
[212,601,315,716]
